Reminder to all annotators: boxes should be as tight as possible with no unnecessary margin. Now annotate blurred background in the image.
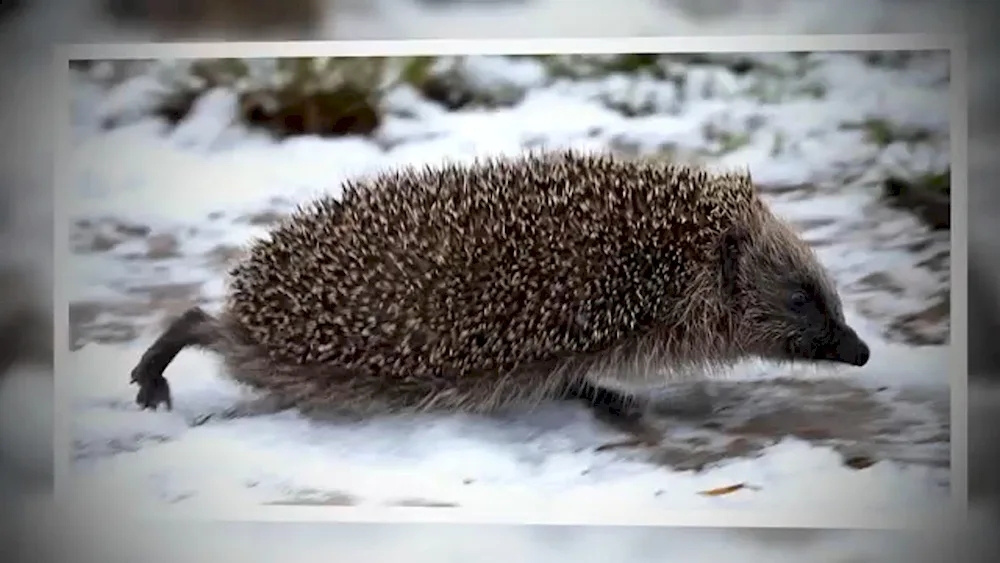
[2,0,999,562]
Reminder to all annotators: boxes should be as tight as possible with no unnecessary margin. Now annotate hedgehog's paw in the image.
[588,395,642,424]
[593,407,663,446]
[568,382,643,419]
[568,385,662,446]
[131,364,172,412]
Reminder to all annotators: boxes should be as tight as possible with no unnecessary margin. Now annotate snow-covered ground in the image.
[60,52,952,524]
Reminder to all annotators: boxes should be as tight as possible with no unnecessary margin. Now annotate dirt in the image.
[236,210,287,227]
[265,490,358,506]
[587,377,949,475]
[388,498,460,508]
[68,280,205,350]
[268,492,462,508]
[72,217,153,254]
[144,233,181,260]
[887,292,951,346]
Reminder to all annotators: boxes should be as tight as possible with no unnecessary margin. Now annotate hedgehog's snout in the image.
[786,320,871,367]
[831,323,870,367]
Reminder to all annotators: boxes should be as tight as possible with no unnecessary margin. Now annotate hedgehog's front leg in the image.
[130,306,222,411]
[563,380,662,446]
[563,379,639,419]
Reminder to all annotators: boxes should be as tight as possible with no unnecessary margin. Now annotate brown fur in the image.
[130,150,870,418]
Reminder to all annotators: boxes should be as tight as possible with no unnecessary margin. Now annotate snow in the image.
[61,52,952,524]
[65,331,949,519]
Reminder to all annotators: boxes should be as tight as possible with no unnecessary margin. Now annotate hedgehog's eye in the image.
[790,290,810,311]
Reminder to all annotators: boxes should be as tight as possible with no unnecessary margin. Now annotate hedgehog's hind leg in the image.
[130,306,222,412]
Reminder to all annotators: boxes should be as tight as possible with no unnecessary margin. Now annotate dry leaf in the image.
[698,483,754,496]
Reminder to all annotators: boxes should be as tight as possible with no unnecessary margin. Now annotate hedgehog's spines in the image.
[231,150,751,370]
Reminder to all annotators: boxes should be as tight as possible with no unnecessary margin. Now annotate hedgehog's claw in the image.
[564,381,639,419]
[132,364,173,412]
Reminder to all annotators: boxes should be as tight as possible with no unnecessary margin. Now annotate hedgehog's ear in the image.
[720,225,750,297]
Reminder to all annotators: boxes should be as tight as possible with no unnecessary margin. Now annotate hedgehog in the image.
[129,149,870,425]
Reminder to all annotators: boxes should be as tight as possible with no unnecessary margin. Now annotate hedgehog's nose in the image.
[836,326,870,367]
[850,339,871,367]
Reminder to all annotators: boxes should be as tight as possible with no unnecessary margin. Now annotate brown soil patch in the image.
[605,377,948,474]
[267,490,358,506]
[388,498,459,508]
[204,244,246,272]
[237,209,287,227]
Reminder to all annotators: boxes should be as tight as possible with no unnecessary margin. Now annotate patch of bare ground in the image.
[594,377,948,475]
[203,244,245,273]
[266,490,358,506]
[68,280,205,350]
[71,217,151,254]
[235,209,287,227]
[387,498,459,508]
